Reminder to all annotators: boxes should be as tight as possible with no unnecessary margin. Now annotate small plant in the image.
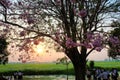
[89,60,94,70]
[56,56,71,80]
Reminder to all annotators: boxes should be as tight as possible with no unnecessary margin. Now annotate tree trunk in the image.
[73,59,86,80]
[65,47,87,80]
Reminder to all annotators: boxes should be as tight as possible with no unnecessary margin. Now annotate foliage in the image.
[0,0,120,80]
[56,56,70,65]
[0,38,8,52]
[89,60,94,69]
[0,37,9,64]
[108,20,120,59]
[56,56,71,80]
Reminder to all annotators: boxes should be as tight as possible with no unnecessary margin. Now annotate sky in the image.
[8,48,109,63]
[87,48,109,61]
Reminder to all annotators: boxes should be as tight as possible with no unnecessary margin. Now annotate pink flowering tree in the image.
[0,0,120,80]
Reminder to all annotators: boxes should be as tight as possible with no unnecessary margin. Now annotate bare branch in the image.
[0,20,52,38]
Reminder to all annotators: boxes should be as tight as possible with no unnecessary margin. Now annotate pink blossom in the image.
[24,46,29,51]
[118,49,120,52]
[56,0,61,3]
[91,33,103,48]
[74,8,79,16]
[22,60,26,63]
[3,29,8,32]
[54,30,61,42]
[109,36,120,45]
[78,9,87,17]
[43,0,50,4]
[65,38,72,48]
[95,47,103,52]
[84,32,104,52]
[70,0,76,3]
[19,47,23,51]
[0,0,12,8]
[86,32,94,40]
[0,22,4,26]
[19,12,28,19]
[92,39,102,47]
[27,17,34,24]
[20,31,26,37]
[55,31,60,37]
[34,40,39,45]
[26,39,32,43]
[11,45,14,48]
[65,38,78,48]
[86,43,92,48]
[73,9,77,15]
[83,42,92,48]
[38,38,44,42]
[55,0,61,6]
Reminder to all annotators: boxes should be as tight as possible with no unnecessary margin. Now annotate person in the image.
[93,69,97,80]
[8,76,12,80]
[96,68,101,80]
[97,69,110,80]
[86,69,91,80]
[18,71,23,80]
[0,75,7,80]
[13,72,18,80]
[111,68,119,80]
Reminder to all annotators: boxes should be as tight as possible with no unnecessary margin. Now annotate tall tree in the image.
[0,37,9,64]
[0,0,120,80]
[108,20,120,59]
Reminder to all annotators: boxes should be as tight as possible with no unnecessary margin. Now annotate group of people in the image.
[13,71,23,80]
[86,68,119,80]
[0,71,23,80]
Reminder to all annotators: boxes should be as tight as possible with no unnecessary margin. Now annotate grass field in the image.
[0,61,120,75]
[94,61,120,69]
[0,63,74,75]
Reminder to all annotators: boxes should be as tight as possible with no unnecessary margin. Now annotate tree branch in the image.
[86,47,95,57]
[0,20,52,38]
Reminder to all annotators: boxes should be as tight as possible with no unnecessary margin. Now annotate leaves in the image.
[0,38,8,52]
[0,0,12,8]
[0,37,9,64]
[78,9,87,18]
[108,23,120,59]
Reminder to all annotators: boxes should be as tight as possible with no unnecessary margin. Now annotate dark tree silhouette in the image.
[0,38,9,65]
[108,21,120,59]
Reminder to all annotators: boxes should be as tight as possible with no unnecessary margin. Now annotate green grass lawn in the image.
[0,61,120,75]
[0,63,74,75]
[93,61,120,70]
[0,63,68,72]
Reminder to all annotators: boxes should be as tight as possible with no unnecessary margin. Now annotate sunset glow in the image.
[33,44,45,54]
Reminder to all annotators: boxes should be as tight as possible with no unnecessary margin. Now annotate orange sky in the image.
[8,48,109,63]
